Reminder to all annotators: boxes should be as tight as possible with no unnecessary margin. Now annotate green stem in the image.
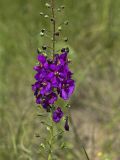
[48,114,54,160]
[51,0,56,58]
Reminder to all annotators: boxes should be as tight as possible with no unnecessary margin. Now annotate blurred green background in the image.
[0,0,120,159]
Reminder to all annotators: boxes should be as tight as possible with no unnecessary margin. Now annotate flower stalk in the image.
[51,0,56,57]
[32,0,77,159]
[48,113,54,160]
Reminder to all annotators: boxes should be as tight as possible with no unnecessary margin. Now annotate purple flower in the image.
[52,107,63,123]
[37,54,46,64]
[36,92,58,109]
[59,79,75,100]
[40,81,51,95]
[47,92,58,104]
[54,52,68,66]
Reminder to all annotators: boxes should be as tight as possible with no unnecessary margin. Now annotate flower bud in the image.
[64,116,69,131]
[40,12,44,16]
[40,32,44,36]
[45,3,51,8]
[41,29,45,32]
[40,143,45,149]
[44,15,49,18]
[61,48,65,52]
[37,48,42,54]
[46,126,50,131]
[51,18,55,22]
[57,8,61,12]
[58,26,62,31]
[64,37,68,42]
[64,20,69,25]
[61,5,65,9]
[66,47,69,53]
[42,45,47,50]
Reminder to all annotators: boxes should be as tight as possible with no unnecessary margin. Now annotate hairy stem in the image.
[51,0,56,57]
[48,114,54,160]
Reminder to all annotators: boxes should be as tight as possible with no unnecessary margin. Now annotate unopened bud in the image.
[51,18,55,22]
[64,37,68,42]
[61,48,65,52]
[66,47,69,53]
[42,45,47,50]
[40,12,44,16]
[41,29,45,32]
[64,21,69,25]
[57,8,61,12]
[37,48,42,54]
[64,116,69,131]
[40,32,44,36]
[58,26,62,31]
[44,15,49,18]
[61,5,65,9]
[45,3,51,8]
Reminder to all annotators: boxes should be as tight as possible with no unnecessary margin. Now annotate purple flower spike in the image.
[32,49,75,117]
[52,107,63,123]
